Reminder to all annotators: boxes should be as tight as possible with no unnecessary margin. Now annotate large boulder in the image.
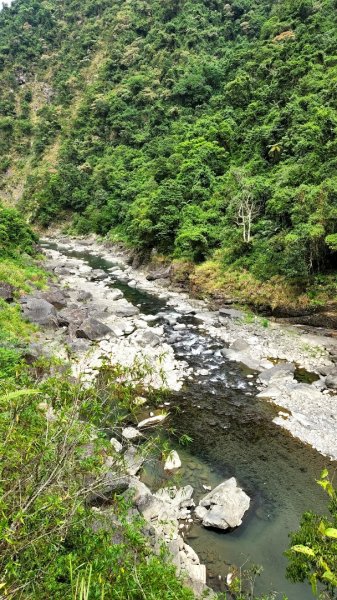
[258,363,295,385]
[198,477,250,530]
[20,296,57,327]
[76,318,111,340]
[41,288,67,309]
[57,306,88,326]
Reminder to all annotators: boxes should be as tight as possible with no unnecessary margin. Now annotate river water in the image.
[45,241,332,600]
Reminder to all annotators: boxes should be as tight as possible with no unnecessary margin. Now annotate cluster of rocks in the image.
[92,423,249,597]
[20,247,188,390]
[34,236,337,462]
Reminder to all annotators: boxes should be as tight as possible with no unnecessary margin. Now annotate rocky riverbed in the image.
[33,234,337,462]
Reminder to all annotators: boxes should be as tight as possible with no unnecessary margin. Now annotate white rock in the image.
[122,427,143,441]
[137,413,168,429]
[110,437,123,453]
[199,477,250,530]
[164,450,182,471]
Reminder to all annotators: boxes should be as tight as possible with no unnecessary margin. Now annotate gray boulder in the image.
[76,318,111,340]
[198,477,250,530]
[112,303,139,318]
[258,363,295,385]
[57,306,88,326]
[21,296,57,327]
[124,446,144,476]
[41,289,67,309]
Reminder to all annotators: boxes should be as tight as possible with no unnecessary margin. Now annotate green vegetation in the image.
[286,470,337,599]
[1,0,337,307]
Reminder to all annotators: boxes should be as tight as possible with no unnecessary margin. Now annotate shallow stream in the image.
[45,241,333,600]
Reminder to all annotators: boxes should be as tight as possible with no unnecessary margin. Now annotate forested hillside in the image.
[1,0,337,306]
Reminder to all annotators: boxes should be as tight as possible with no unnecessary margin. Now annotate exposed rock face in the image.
[76,318,112,340]
[20,296,57,326]
[198,478,250,530]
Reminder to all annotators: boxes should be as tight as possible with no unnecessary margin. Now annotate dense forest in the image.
[1,0,337,304]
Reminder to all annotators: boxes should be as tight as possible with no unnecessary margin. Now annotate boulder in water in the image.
[198,477,250,530]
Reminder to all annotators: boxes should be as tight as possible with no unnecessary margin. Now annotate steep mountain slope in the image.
[1,0,337,306]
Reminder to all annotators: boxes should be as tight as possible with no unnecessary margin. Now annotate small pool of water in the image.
[44,240,332,599]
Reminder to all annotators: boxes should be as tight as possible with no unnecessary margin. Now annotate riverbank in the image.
[38,234,337,463]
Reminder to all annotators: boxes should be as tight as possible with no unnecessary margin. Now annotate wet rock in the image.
[76,318,111,340]
[77,290,93,302]
[0,282,15,302]
[164,450,182,471]
[41,288,67,309]
[199,477,250,530]
[21,296,57,327]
